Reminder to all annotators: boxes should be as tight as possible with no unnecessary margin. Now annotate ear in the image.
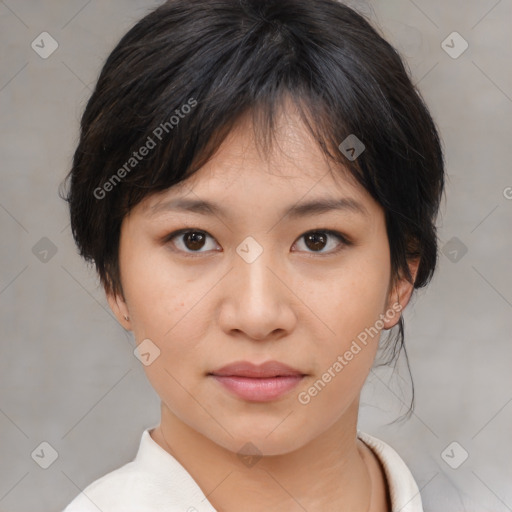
[383,258,420,330]
[106,289,132,331]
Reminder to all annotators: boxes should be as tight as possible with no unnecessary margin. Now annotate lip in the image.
[211,360,304,378]
[208,360,306,402]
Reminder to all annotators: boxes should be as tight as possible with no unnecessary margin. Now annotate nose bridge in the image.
[235,234,280,307]
[219,234,295,339]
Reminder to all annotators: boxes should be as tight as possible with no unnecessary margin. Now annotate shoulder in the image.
[62,428,217,512]
[62,461,157,512]
[357,431,424,512]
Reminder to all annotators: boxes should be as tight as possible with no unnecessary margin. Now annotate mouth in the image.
[208,360,307,402]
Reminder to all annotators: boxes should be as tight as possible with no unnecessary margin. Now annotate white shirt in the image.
[63,428,423,511]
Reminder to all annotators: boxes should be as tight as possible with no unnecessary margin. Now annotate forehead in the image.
[139,105,374,217]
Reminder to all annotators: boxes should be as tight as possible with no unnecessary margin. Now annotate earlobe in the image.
[106,290,132,330]
[383,258,420,330]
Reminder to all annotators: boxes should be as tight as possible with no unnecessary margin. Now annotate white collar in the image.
[131,426,423,511]
[357,430,423,511]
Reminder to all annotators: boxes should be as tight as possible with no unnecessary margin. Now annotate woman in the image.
[62,0,445,510]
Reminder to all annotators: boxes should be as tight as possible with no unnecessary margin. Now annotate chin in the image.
[211,424,308,458]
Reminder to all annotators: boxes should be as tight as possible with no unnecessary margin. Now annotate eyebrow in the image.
[149,196,369,220]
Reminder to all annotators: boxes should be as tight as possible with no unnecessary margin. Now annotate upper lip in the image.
[209,360,305,378]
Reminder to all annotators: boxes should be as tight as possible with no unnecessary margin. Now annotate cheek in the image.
[120,242,186,331]
[289,260,391,443]
[315,248,390,344]
[119,243,214,378]
[298,246,391,403]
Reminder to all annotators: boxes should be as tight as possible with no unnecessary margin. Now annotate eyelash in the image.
[163,228,352,257]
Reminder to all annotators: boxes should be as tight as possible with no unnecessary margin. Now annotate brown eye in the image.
[293,230,348,255]
[304,232,328,251]
[182,231,207,251]
[166,229,219,254]
[164,228,349,257]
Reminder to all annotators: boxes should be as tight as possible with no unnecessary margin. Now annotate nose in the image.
[217,245,297,342]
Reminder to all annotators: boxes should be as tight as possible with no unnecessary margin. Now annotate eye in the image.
[292,230,349,255]
[165,229,220,255]
[163,228,350,257]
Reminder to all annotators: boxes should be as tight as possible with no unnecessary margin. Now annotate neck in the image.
[151,399,384,511]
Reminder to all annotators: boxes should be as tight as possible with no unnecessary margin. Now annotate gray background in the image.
[1,0,511,511]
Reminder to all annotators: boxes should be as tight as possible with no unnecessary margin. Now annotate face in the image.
[108,105,416,456]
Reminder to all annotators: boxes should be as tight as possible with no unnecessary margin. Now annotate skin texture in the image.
[107,103,418,511]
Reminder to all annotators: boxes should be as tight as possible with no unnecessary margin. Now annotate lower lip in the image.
[211,375,304,402]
